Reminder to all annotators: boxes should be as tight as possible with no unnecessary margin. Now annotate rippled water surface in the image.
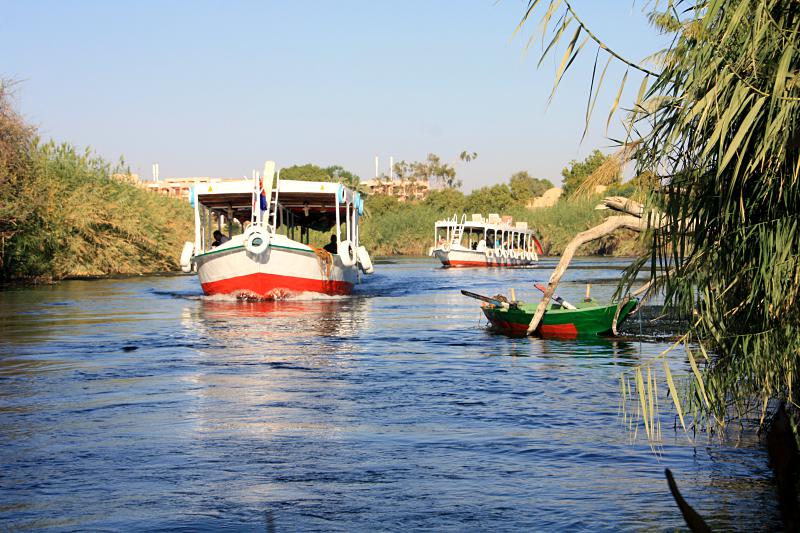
[0,258,781,531]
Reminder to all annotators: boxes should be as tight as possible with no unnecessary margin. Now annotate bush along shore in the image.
[0,85,193,282]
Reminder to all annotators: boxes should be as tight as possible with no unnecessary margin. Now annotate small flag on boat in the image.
[260,176,268,211]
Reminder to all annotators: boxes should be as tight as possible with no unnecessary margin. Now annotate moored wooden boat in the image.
[464,291,638,338]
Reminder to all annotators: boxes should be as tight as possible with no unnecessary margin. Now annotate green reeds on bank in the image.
[1,142,194,282]
[0,84,192,282]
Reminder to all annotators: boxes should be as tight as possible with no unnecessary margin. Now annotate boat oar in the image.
[534,283,577,310]
[460,290,516,309]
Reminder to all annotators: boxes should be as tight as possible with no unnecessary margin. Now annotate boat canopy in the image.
[194,179,363,232]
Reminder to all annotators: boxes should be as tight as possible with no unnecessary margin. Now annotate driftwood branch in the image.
[527,215,649,334]
[527,197,668,335]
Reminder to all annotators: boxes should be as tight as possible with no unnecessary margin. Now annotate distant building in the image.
[136,176,241,201]
[362,178,430,202]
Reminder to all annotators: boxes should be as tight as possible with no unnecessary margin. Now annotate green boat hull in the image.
[482,299,638,338]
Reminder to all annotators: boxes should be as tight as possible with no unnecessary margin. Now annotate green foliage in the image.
[279,163,361,189]
[0,83,193,281]
[635,0,800,428]
[464,184,516,214]
[422,188,466,214]
[560,149,616,197]
[509,171,553,202]
[522,0,800,432]
[280,163,330,182]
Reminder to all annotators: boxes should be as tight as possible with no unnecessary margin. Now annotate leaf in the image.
[606,69,629,132]
[686,344,710,408]
[582,46,601,139]
[664,358,687,431]
[551,25,582,97]
[719,96,766,176]
[635,367,651,439]
[538,14,573,67]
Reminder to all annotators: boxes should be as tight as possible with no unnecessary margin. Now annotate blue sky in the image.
[2,1,670,190]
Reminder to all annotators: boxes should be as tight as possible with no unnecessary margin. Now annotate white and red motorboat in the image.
[429,213,543,268]
[180,161,373,299]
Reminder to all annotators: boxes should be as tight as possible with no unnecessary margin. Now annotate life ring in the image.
[244,226,271,255]
[180,241,194,273]
[357,245,374,274]
[338,239,357,267]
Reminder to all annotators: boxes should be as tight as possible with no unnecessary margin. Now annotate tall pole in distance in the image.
[374,156,379,178]
[389,156,393,180]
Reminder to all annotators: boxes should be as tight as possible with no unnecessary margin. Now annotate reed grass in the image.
[1,83,193,281]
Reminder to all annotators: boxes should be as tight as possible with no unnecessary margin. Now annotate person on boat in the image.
[212,230,229,248]
[323,234,337,254]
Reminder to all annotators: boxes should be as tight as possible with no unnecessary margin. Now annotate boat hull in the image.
[195,242,356,299]
[432,248,537,268]
[482,299,638,339]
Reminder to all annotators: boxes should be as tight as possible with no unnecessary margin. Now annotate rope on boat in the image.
[311,247,333,280]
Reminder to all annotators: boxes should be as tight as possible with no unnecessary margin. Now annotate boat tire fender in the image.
[180,241,194,273]
[244,226,271,255]
[357,245,374,274]
[338,239,357,267]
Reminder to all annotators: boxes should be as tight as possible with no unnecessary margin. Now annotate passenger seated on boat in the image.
[212,230,230,248]
[477,239,486,252]
[323,234,337,254]
[471,241,478,250]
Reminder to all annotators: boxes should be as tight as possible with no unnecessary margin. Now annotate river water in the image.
[0,257,781,531]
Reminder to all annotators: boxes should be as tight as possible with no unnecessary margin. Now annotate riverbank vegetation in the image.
[0,82,193,282]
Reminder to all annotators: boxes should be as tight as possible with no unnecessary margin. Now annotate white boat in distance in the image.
[180,161,373,299]
[430,213,543,268]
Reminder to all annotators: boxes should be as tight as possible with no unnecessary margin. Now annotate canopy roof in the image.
[195,179,360,231]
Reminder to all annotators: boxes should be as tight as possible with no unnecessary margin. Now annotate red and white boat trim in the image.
[432,247,537,268]
[195,234,357,299]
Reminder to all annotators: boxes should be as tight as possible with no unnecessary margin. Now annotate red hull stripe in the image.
[201,272,353,298]
[445,260,533,268]
[488,318,579,339]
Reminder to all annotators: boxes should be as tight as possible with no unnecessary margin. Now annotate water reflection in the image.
[183,295,370,343]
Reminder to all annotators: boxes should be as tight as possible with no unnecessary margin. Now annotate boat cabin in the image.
[191,178,364,255]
